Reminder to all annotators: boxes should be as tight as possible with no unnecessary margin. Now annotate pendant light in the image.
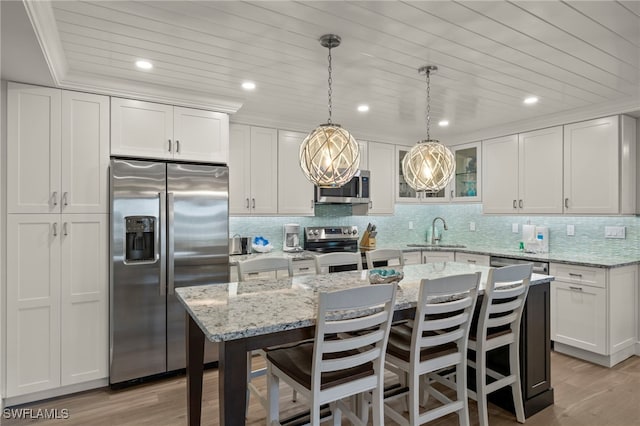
[402,66,455,192]
[299,34,360,188]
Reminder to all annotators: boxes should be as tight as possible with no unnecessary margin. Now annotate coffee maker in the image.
[283,223,302,252]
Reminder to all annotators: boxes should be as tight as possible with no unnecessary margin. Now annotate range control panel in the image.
[304,226,358,241]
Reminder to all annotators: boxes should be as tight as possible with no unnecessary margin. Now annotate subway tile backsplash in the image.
[230,204,640,258]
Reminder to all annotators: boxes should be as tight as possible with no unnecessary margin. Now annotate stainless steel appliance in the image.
[283,223,302,252]
[304,226,359,272]
[315,170,370,204]
[110,158,229,384]
[229,234,251,255]
[489,255,549,274]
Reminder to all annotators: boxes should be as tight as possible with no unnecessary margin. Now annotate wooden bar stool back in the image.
[365,249,404,269]
[314,252,362,274]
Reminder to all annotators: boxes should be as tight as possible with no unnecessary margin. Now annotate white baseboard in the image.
[635,341,640,356]
[3,379,107,407]
[554,342,636,367]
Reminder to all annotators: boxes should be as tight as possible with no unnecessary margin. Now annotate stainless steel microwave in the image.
[315,170,370,204]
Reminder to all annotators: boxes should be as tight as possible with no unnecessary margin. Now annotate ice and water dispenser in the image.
[124,216,156,263]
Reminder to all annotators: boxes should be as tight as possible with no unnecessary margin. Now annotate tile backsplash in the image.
[230,204,640,257]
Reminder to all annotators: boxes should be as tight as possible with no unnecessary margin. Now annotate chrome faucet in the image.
[431,217,448,244]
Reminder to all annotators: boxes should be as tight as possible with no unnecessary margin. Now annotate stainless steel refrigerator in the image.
[110,158,228,384]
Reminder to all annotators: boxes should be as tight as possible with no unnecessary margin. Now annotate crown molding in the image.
[446,96,640,145]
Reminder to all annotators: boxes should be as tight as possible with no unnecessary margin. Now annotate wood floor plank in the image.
[3,352,639,425]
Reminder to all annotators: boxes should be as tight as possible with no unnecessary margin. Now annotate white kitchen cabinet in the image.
[357,140,368,171]
[563,116,636,214]
[6,214,108,396]
[111,98,228,163]
[7,84,110,214]
[402,251,422,265]
[395,145,449,204]
[229,124,278,215]
[483,126,563,214]
[367,142,395,215]
[450,142,482,203]
[278,130,314,215]
[454,252,490,266]
[423,251,455,263]
[551,263,637,367]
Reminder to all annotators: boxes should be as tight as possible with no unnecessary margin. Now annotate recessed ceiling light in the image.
[357,104,369,112]
[524,96,539,105]
[242,81,256,90]
[135,60,153,70]
[438,120,449,127]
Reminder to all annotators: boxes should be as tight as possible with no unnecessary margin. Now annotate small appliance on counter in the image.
[522,224,549,253]
[283,223,302,252]
[359,223,377,249]
[229,234,252,255]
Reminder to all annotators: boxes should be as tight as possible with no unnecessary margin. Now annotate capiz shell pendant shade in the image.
[402,140,454,192]
[300,124,360,188]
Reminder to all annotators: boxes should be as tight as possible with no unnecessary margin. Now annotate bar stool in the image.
[236,256,293,414]
[384,273,481,426]
[467,264,532,426]
[314,252,362,274]
[266,283,397,425]
[365,248,404,269]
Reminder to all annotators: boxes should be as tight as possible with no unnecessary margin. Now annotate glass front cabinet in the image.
[395,142,481,204]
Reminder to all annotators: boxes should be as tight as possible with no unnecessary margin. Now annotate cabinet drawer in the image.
[423,251,455,263]
[550,263,606,288]
[291,260,315,276]
[402,251,421,265]
[455,252,490,266]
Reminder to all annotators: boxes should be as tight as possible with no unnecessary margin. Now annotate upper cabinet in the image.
[229,124,278,215]
[278,130,314,216]
[111,98,228,164]
[367,141,395,215]
[396,145,448,204]
[7,83,109,214]
[564,116,635,215]
[483,126,563,214]
[450,142,482,203]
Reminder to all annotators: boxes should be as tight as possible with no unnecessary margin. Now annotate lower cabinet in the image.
[454,252,490,266]
[402,251,421,265]
[551,263,637,366]
[423,251,455,263]
[6,214,108,397]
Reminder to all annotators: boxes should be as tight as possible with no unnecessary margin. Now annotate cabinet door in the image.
[368,142,395,214]
[173,107,229,163]
[423,251,455,263]
[482,134,519,214]
[454,252,490,266]
[563,116,619,214]
[551,281,606,354]
[395,146,420,203]
[518,126,563,214]
[229,124,252,215]
[451,142,481,202]
[249,127,278,214]
[402,251,421,265]
[7,83,61,214]
[60,214,108,385]
[278,130,314,215]
[110,98,173,160]
[6,215,61,396]
[358,140,368,170]
[61,91,110,214]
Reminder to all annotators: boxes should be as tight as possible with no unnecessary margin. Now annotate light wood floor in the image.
[4,351,639,425]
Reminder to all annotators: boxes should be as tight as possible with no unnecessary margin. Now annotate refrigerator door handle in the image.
[159,191,167,296]
[167,192,175,295]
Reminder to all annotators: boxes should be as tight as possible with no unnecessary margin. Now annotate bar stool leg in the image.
[510,341,526,423]
[476,348,490,426]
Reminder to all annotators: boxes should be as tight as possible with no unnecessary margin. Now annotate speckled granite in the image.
[229,251,316,265]
[175,262,551,343]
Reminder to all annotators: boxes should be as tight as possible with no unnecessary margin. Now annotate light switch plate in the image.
[408,221,414,230]
[604,226,626,239]
[469,221,476,232]
[512,223,519,233]
[567,225,575,236]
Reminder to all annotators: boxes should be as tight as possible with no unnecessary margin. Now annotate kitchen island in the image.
[176,262,554,426]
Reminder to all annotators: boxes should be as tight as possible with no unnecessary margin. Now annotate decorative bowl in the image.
[368,269,404,284]
[251,243,273,253]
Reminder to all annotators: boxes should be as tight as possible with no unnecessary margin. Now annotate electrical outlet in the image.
[408,221,414,230]
[512,223,519,233]
[469,221,476,232]
[567,225,575,236]
[604,226,626,239]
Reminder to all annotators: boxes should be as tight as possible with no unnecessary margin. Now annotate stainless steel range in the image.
[303,226,359,253]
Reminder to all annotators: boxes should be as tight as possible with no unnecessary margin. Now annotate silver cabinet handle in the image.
[310,200,314,209]
[467,259,476,264]
[369,200,373,209]
[167,192,175,295]
[252,198,256,209]
[450,190,454,199]
[513,200,517,209]
[63,222,68,236]
[245,198,250,209]
[569,286,583,292]
[568,272,583,278]
[52,222,58,237]
[168,139,172,152]
[519,199,523,208]
[52,191,58,207]
[159,192,166,296]
[176,140,180,153]
[565,198,569,208]
[299,267,310,271]
[62,192,68,206]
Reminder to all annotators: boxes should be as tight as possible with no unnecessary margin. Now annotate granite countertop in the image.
[229,250,316,265]
[176,262,552,343]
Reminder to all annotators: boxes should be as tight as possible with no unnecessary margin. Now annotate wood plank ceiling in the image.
[48,0,640,143]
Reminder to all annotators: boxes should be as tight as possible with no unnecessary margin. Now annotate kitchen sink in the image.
[406,243,466,249]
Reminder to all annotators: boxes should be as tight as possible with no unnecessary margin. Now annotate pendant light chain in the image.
[327,46,333,124]
[425,69,431,141]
